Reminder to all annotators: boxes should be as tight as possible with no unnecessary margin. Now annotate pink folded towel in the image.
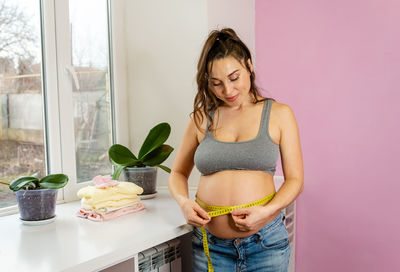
[77,202,145,221]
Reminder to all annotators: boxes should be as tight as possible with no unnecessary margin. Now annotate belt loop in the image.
[255,231,262,243]
[282,212,286,222]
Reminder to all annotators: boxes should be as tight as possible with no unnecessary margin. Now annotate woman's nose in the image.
[223,83,234,95]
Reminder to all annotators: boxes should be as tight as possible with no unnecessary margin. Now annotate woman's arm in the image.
[168,116,211,227]
[266,103,304,211]
[232,103,304,231]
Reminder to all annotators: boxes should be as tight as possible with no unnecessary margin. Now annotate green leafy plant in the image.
[109,122,174,180]
[9,173,69,192]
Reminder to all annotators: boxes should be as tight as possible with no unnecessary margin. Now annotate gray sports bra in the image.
[194,99,280,176]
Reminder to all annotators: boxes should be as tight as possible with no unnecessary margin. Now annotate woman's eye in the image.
[212,82,221,87]
[231,76,239,81]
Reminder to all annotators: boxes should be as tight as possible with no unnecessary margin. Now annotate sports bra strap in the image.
[259,99,271,135]
[205,111,214,136]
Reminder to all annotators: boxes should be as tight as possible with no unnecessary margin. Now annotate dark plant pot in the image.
[122,166,157,197]
[15,189,58,221]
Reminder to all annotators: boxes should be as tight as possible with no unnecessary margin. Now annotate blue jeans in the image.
[192,212,290,272]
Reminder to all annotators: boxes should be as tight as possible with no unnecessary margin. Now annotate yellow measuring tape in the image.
[196,192,276,272]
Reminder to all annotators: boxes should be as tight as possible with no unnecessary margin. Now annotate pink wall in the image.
[255,1,400,271]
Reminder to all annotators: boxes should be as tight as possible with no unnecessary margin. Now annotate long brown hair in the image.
[193,28,267,132]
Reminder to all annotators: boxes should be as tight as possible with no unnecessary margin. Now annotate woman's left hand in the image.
[231,205,279,232]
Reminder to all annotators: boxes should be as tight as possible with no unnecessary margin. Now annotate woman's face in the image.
[208,56,253,106]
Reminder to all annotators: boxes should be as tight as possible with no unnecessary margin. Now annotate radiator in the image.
[283,201,296,272]
[138,238,181,272]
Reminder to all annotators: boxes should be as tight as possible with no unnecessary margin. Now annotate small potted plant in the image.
[9,173,69,223]
[108,122,174,198]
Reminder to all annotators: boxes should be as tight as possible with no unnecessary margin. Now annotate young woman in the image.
[168,28,304,272]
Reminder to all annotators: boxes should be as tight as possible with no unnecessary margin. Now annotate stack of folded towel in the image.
[77,175,145,221]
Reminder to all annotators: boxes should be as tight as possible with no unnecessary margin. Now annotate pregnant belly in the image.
[196,170,276,239]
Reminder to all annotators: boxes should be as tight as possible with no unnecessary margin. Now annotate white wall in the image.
[208,0,255,62]
[121,0,255,187]
[123,0,207,187]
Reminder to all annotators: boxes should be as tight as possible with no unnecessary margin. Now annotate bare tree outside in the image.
[0,0,36,61]
[0,0,44,208]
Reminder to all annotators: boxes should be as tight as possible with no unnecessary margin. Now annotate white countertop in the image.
[0,188,194,272]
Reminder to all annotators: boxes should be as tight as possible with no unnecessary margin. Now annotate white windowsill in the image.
[0,187,194,272]
[0,176,285,271]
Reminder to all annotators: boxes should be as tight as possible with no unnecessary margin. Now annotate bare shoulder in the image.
[270,100,294,115]
[270,100,298,129]
[271,100,296,119]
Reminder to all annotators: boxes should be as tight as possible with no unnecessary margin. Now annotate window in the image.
[0,0,115,213]
[0,0,46,209]
[69,0,114,183]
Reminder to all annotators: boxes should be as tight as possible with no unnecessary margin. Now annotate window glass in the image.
[0,0,46,208]
[69,0,113,182]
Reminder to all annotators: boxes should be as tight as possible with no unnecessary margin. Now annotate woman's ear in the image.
[247,58,254,73]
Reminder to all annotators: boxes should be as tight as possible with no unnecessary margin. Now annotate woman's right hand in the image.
[180,199,211,227]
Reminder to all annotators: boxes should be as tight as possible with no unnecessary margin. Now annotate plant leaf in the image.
[142,144,174,166]
[112,165,126,180]
[9,176,38,191]
[39,174,69,189]
[108,144,138,166]
[138,123,171,159]
[157,164,171,173]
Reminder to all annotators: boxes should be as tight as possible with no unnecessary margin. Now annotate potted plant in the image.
[108,122,174,198]
[9,173,69,223]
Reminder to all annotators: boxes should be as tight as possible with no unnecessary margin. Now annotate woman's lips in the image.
[226,94,239,102]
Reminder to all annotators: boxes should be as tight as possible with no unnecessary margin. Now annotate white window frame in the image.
[45,0,130,201]
[43,0,77,201]
[0,0,129,216]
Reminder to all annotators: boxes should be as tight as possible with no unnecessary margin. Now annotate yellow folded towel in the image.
[77,181,143,203]
[81,197,140,210]
[81,193,140,206]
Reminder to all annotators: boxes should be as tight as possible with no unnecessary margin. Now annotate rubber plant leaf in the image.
[142,144,174,168]
[138,123,171,160]
[9,176,39,191]
[112,165,127,181]
[108,144,139,166]
[39,174,69,189]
